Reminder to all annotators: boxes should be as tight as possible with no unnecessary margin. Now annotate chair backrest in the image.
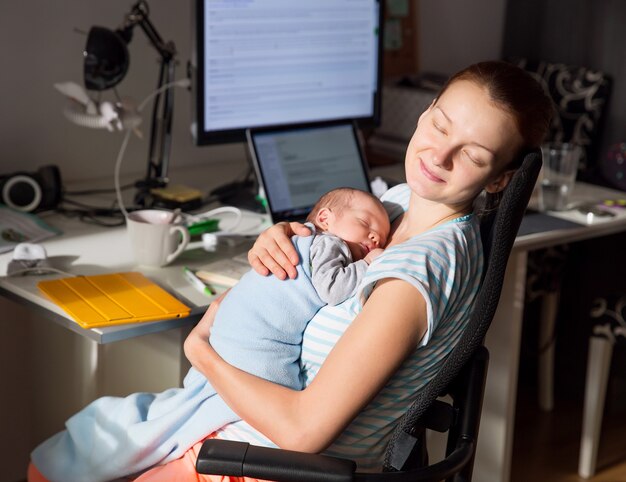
[508,57,612,182]
[383,150,543,476]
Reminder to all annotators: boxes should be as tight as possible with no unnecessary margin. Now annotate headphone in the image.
[0,165,62,212]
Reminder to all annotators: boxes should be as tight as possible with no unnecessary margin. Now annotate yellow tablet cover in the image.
[38,272,191,328]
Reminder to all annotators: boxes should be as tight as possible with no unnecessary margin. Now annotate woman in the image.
[29,60,552,481]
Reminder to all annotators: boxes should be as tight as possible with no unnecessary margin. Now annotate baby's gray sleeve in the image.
[310,235,368,306]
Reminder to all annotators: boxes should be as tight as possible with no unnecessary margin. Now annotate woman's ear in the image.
[485,169,515,193]
[315,207,333,230]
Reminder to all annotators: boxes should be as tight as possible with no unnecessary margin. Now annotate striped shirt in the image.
[216,183,484,470]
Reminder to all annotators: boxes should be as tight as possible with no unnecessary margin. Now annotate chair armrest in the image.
[196,439,357,482]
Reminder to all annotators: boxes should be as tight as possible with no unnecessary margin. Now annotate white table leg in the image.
[579,335,614,479]
[475,251,528,482]
[78,337,104,406]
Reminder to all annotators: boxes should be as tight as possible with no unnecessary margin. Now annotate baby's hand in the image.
[364,248,384,264]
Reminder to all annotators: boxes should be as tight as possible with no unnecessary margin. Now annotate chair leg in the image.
[578,335,614,479]
[538,291,560,411]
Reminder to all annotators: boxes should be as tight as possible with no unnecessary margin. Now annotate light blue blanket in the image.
[32,233,324,482]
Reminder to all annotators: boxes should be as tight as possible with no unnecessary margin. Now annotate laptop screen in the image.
[247,121,372,222]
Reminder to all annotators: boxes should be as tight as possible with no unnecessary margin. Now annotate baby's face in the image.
[324,193,390,261]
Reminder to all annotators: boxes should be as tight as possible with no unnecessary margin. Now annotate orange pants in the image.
[28,434,270,482]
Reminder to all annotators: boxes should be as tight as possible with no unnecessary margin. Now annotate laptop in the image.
[246,120,372,223]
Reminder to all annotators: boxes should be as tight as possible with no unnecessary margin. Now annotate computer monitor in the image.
[191,0,383,146]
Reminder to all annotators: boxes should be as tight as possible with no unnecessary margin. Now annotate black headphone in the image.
[0,165,62,212]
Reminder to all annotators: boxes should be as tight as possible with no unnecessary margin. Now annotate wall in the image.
[0,0,246,184]
[502,0,626,178]
[418,0,507,75]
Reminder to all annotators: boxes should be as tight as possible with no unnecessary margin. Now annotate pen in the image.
[183,266,216,296]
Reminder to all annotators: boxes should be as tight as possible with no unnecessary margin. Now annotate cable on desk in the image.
[64,183,135,196]
[4,267,76,278]
[55,200,126,227]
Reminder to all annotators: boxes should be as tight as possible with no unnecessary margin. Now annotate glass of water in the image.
[539,142,583,211]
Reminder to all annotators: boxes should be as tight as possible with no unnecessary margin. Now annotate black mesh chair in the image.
[195,151,543,482]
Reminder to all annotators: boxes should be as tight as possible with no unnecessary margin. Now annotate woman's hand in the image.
[184,290,228,368]
[248,221,312,279]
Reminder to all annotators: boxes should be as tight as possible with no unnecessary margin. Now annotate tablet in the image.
[246,121,372,223]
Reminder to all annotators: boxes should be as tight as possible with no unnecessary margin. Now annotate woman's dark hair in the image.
[437,60,554,213]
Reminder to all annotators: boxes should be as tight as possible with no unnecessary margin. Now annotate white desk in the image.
[0,208,270,404]
[0,208,270,341]
[477,182,626,482]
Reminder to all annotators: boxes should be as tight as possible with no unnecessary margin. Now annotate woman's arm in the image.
[247,221,312,279]
[184,278,427,453]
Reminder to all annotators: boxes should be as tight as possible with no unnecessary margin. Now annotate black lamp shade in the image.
[84,26,129,91]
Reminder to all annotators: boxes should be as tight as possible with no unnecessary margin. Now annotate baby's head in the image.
[307,188,390,261]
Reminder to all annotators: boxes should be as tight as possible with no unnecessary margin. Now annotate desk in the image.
[477,181,626,482]
[0,208,270,404]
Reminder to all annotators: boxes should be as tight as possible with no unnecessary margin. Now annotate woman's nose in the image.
[432,145,454,169]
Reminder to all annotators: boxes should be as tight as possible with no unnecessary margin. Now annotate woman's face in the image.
[404,79,523,210]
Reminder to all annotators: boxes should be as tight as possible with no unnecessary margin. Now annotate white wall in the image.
[0,0,245,184]
[418,0,507,75]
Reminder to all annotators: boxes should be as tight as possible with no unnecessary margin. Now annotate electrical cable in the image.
[114,127,133,218]
[185,206,244,234]
[5,267,76,278]
[137,79,190,113]
[113,78,192,218]
[64,183,135,196]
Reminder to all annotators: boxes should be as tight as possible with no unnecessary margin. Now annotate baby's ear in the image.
[315,208,332,229]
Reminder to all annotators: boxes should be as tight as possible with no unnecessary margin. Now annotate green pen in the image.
[183,266,216,296]
[187,219,220,236]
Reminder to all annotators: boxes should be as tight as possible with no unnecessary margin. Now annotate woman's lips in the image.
[420,159,445,183]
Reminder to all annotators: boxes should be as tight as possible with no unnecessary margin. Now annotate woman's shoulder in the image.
[365,215,482,289]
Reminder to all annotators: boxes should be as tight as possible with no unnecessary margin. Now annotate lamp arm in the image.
[123,1,176,61]
[118,0,178,207]
[145,59,175,186]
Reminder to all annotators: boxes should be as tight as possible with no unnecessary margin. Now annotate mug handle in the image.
[166,225,191,264]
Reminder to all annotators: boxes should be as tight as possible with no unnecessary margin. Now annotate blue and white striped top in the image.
[216,184,484,470]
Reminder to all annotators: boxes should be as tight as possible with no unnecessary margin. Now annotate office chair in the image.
[507,58,613,412]
[195,150,543,482]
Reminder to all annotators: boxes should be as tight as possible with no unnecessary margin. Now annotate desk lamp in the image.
[65,1,192,208]
[89,0,176,207]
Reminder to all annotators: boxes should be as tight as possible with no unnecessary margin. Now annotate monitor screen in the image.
[192,0,382,145]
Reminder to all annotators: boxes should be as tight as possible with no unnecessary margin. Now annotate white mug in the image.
[126,210,190,267]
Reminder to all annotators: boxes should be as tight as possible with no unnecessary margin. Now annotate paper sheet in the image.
[0,205,60,254]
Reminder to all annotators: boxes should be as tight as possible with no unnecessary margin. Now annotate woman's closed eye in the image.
[462,150,484,166]
[432,120,447,135]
